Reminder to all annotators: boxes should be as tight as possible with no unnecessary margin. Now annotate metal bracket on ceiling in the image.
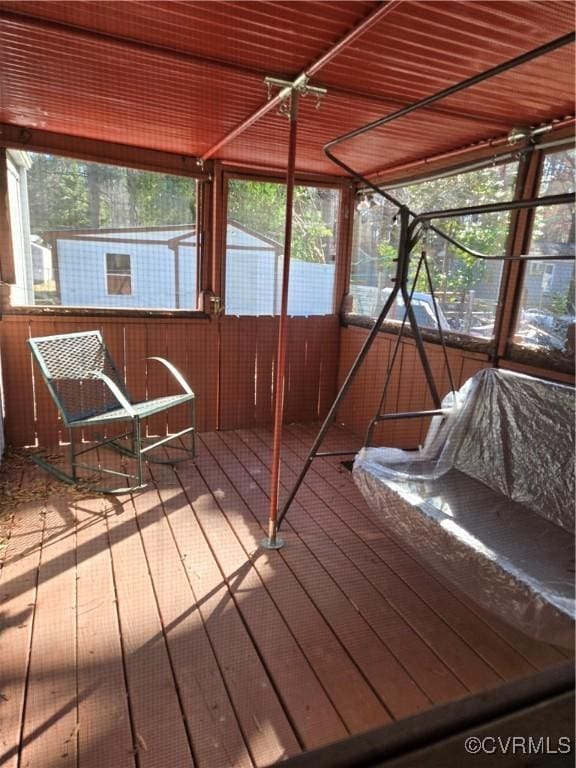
[507,123,553,146]
[264,75,328,117]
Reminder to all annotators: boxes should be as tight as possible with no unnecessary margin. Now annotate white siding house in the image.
[48,225,199,309]
[50,222,336,315]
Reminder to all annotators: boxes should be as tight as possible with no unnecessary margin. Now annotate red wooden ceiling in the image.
[0,0,573,176]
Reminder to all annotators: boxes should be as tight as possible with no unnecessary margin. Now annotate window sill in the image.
[505,342,575,377]
[2,305,211,320]
[341,312,495,356]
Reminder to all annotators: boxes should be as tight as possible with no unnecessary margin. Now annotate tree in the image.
[27,154,90,232]
[226,180,338,263]
[26,153,197,238]
[354,162,517,295]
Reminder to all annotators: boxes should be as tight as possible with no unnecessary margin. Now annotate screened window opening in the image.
[106,253,132,295]
[225,180,340,316]
[6,150,198,310]
[513,147,575,358]
[350,161,519,339]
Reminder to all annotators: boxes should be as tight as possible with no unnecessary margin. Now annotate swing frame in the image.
[271,30,575,534]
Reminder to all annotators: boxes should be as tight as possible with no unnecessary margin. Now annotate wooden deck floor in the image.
[0,424,571,768]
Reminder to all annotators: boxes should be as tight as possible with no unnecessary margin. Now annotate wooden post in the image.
[0,148,16,289]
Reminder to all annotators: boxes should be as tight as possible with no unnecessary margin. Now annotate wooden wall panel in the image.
[145,323,169,437]
[254,316,276,426]
[337,326,492,449]
[218,316,258,430]
[284,317,309,424]
[0,313,340,447]
[123,321,148,408]
[0,314,219,447]
[0,317,36,446]
[218,315,340,431]
[316,315,340,420]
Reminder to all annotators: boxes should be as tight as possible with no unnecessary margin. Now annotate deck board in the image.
[216,430,433,719]
[163,459,348,753]
[0,498,45,768]
[190,444,387,737]
[132,473,254,768]
[0,424,571,768]
[149,463,299,767]
[19,495,77,768]
[75,494,135,768]
[242,428,471,703]
[105,483,195,768]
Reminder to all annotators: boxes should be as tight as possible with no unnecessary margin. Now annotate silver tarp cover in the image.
[353,368,575,647]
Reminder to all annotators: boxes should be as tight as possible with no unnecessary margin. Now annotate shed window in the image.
[349,161,519,339]
[106,253,132,295]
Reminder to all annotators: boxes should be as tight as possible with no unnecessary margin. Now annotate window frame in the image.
[346,157,521,353]
[220,170,349,318]
[504,142,575,372]
[343,135,575,375]
[1,140,208,318]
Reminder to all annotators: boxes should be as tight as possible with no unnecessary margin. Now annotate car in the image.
[351,285,452,331]
[522,308,557,330]
[381,288,452,331]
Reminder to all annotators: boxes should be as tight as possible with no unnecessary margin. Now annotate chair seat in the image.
[71,392,194,426]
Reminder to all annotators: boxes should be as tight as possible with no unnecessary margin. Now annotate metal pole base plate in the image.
[260,536,285,550]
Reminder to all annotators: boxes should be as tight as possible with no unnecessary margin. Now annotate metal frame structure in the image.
[267,32,575,538]
[262,76,327,550]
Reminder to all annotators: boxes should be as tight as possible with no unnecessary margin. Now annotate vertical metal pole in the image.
[190,398,196,458]
[69,426,77,481]
[262,90,300,550]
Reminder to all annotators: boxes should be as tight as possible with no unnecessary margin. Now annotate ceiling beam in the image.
[201,0,405,161]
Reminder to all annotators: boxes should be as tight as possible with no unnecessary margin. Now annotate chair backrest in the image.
[28,330,130,425]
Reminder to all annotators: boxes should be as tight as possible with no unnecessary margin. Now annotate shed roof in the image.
[43,221,281,250]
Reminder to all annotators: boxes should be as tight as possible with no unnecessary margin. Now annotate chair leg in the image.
[69,427,77,481]
[134,417,144,487]
[190,398,196,459]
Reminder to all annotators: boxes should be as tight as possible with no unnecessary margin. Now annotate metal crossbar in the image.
[28,330,196,493]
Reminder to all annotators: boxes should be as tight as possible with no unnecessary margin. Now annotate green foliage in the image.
[227,180,338,262]
[547,290,571,316]
[398,166,515,295]
[28,154,90,231]
[227,180,286,242]
[355,161,518,300]
[26,153,196,237]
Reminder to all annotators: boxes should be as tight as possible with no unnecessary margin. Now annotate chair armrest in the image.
[147,357,194,397]
[87,370,136,417]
